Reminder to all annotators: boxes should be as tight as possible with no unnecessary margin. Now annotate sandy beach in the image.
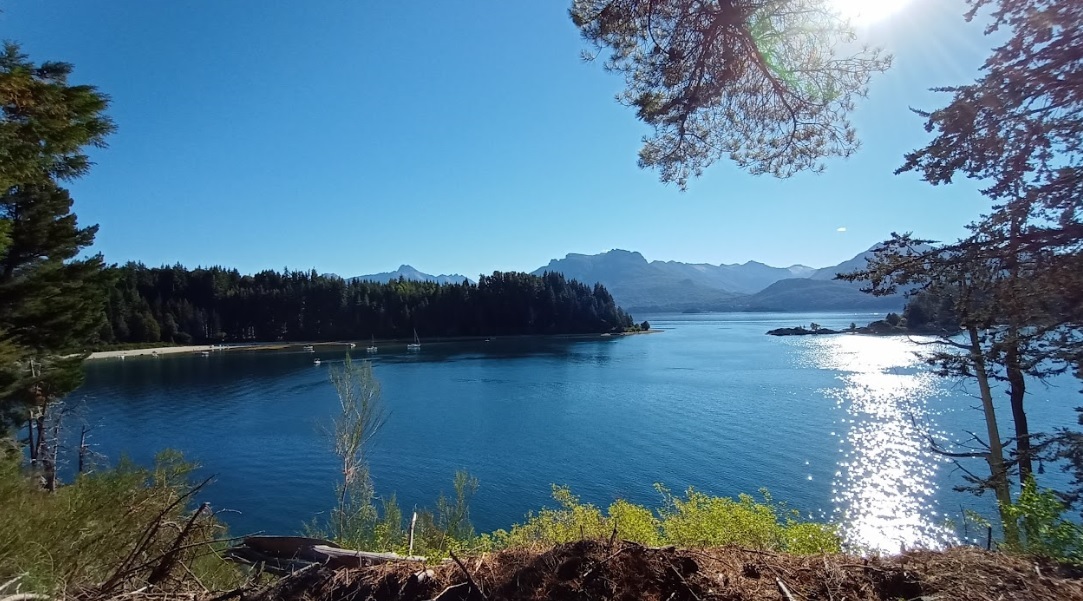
[87,345,225,360]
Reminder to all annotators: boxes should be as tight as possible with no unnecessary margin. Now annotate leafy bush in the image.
[1002,477,1083,563]
[483,485,838,553]
[413,470,480,557]
[0,450,242,595]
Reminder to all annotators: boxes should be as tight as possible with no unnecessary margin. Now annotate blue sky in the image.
[3,0,998,277]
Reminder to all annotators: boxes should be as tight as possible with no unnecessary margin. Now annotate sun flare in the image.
[830,0,913,24]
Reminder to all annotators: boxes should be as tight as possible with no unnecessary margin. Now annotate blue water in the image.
[71,313,1079,552]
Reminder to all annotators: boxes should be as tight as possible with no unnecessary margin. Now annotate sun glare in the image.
[830,0,913,25]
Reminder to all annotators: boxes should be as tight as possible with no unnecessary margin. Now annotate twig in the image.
[148,502,211,585]
[107,535,242,584]
[776,577,797,601]
[409,510,418,557]
[179,562,209,593]
[837,564,889,572]
[669,565,701,601]
[109,586,148,599]
[0,576,23,595]
[822,556,835,601]
[100,475,215,593]
[582,544,630,580]
[207,589,244,601]
[425,582,467,601]
[449,550,487,601]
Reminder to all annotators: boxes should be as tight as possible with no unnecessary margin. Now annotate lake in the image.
[71,312,1078,553]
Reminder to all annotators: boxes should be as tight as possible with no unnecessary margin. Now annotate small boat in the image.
[349,342,356,349]
[313,358,322,366]
[201,351,210,357]
[302,345,314,352]
[366,335,377,354]
[407,329,421,351]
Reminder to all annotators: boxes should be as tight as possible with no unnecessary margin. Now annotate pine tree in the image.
[0,42,114,481]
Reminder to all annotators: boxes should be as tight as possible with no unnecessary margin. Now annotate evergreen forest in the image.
[100,264,636,345]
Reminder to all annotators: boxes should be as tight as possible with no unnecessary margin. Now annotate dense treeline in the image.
[100,264,635,344]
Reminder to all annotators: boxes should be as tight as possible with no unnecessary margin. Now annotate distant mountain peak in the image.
[530,246,902,312]
[351,265,473,286]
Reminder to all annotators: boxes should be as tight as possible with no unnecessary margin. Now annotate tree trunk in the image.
[33,411,46,467]
[969,326,1019,547]
[1004,208,1032,486]
[43,409,61,492]
[1005,344,1031,483]
[27,415,36,461]
[78,425,89,474]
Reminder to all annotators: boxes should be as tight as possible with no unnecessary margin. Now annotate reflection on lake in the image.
[73,313,1076,553]
[806,335,952,551]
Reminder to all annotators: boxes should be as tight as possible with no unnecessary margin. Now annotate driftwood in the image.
[311,545,426,567]
[225,536,425,575]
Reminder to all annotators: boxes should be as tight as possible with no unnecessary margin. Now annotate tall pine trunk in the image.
[1005,343,1031,483]
[969,326,1019,547]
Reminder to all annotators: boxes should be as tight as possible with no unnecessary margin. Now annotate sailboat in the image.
[366,335,378,354]
[406,329,421,351]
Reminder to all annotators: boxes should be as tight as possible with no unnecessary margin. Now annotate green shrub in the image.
[483,485,838,554]
[489,486,609,549]
[658,487,781,549]
[413,470,480,557]
[608,499,661,546]
[0,451,242,595]
[1002,477,1083,563]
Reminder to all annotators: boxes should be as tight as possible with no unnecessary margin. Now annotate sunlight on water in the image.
[802,335,955,553]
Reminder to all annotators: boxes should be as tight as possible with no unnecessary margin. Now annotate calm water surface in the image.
[73,313,1078,552]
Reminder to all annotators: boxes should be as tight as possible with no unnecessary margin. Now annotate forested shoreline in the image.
[99,263,637,346]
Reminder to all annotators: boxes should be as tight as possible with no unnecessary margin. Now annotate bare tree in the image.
[323,355,390,550]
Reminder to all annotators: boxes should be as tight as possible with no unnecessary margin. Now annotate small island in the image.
[768,308,958,337]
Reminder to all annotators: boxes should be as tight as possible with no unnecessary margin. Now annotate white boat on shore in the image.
[366,335,377,353]
[406,330,421,351]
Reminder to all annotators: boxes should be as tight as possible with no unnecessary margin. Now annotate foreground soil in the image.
[239,540,1082,601]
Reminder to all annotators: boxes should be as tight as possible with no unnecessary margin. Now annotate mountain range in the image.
[349,246,904,313]
[349,265,472,286]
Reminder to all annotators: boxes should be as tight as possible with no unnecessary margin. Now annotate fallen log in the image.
[224,535,427,575]
[310,545,426,568]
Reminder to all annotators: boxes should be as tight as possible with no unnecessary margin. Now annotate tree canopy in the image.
[571,0,890,188]
[0,43,114,191]
[844,0,1083,544]
[0,43,112,463]
[102,264,636,345]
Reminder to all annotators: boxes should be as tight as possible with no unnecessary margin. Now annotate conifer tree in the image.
[0,42,114,477]
[846,0,1083,544]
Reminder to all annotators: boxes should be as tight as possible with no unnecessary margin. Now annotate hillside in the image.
[649,259,815,294]
[532,247,900,313]
[737,278,904,312]
[342,245,905,314]
[241,541,1077,601]
[531,250,744,313]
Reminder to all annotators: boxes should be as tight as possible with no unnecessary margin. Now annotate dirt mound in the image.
[245,540,1083,601]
